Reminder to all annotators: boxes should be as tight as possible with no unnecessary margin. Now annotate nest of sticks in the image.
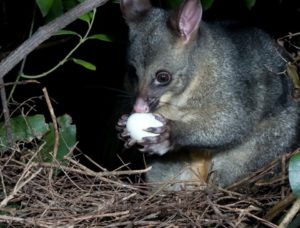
[0,146,298,228]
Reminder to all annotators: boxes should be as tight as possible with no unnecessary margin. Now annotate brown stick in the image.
[0,80,40,88]
[278,198,300,228]
[264,193,296,221]
[42,88,59,182]
[32,161,152,177]
[0,77,13,147]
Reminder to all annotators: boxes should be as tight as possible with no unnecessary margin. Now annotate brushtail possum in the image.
[117,0,300,189]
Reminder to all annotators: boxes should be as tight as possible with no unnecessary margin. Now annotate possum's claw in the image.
[116,114,137,148]
[139,115,172,155]
[117,113,172,154]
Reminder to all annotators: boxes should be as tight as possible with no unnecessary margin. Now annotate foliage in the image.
[1,1,107,168]
[36,0,258,17]
[36,0,55,17]
[165,0,215,10]
[165,0,256,10]
[0,114,77,164]
[243,0,256,9]
[21,8,112,79]
[0,115,49,151]
[39,115,77,163]
[201,0,215,10]
[72,58,96,71]
[35,0,80,21]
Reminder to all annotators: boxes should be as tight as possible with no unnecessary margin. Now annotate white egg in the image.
[126,113,163,141]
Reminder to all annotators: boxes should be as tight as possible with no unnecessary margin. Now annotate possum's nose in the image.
[134,96,159,113]
[134,97,150,113]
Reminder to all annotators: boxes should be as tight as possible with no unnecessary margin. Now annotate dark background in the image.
[0,0,300,171]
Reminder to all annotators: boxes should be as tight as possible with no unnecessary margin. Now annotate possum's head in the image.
[121,0,203,113]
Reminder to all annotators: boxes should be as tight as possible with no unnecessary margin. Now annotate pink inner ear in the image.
[179,0,203,43]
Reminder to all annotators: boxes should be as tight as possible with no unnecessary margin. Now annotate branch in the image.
[42,87,59,182]
[0,78,13,147]
[264,193,296,221]
[0,0,110,80]
[278,198,300,228]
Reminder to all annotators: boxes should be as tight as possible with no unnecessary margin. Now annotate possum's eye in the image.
[155,70,172,86]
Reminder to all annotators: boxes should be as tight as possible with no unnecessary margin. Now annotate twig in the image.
[264,193,296,221]
[83,153,108,171]
[207,197,235,227]
[32,161,152,177]
[278,197,300,228]
[72,210,129,222]
[281,154,287,199]
[104,221,162,227]
[246,212,278,228]
[0,143,45,207]
[42,87,59,182]
[0,0,109,80]
[7,5,37,102]
[0,77,13,147]
[227,159,279,190]
[278,32,300,41]
[65,155,148,177]
[0,215,25,223]
[0,215,53,228]
[31,159,147,192]
[0,168,42,208]
[0,80,40,88]
[64,155,103,175]
[254,176,287,187]
[0,169,7,198]
[228,150,298,190]
[218,205,278,228]
[9,95,41,117]
[0,215,29,225]
[140,166,198,207]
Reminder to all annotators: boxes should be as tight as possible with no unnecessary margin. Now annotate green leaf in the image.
[166,0,182,8]
[289,152,300,197]
[45,0,63,21]
[39,114,76,163]
[0,115,49,152]
[243,0,256,9]
[88,34,113,42]
[79,11,94,24]
[72,58,96,71]
[56,115,76,161]
[201,0,214,10]
[36,0,54,17]
[62,0,78,10]
[165,0,214,10]
[54,29,80,37]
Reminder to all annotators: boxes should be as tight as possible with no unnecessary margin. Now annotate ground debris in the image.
[0,149,297,228]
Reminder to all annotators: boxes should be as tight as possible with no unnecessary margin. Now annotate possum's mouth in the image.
[149,97,159,111]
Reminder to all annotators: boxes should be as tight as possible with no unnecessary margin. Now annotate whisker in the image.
[86,85,132,96]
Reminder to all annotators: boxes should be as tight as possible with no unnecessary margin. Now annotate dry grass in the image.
[0,146,297,228]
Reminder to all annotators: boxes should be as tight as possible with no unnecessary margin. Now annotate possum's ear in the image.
[120,0,152,22]
[169,0,203,44]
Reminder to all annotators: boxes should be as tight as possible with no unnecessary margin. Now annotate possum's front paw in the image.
[116,114,138,148]
[138,114,173,155]
[116,113,172,155]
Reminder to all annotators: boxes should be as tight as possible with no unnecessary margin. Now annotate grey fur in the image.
[120,0,300,189]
